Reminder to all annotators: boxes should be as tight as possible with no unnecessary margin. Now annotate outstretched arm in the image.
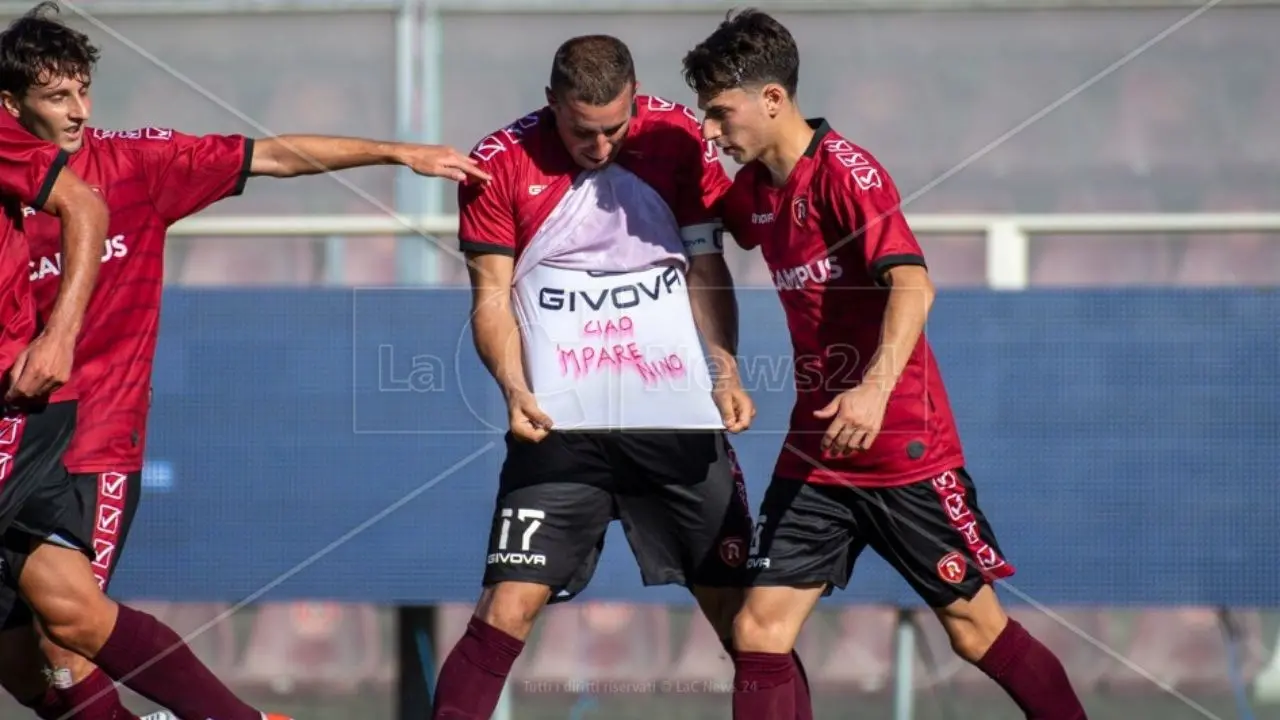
[250,135,491,183]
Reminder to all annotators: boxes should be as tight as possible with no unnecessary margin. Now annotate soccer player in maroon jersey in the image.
[0,110,107,521]
[0,110,113,714]
[431,35,789,720]
[0,111,105,411]
[0,5,488,720]
[683,10,1088,720]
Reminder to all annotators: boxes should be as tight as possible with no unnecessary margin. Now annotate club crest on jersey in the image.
[791,196,808,226]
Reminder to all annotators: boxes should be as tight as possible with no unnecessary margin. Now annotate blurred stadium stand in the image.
[1,1,1279,719]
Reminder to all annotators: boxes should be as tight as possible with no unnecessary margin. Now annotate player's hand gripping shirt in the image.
[723,121,964,487]
[0,113,68,397]
[24,127,252,472]
[459,96,732,429]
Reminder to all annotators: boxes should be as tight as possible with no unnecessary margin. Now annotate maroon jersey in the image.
[0,113,67,399]
[458,94,730,257]
[723,120,964,488]
[25,126,252,472]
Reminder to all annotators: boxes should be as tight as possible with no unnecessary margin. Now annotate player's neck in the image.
[759,112,815,187]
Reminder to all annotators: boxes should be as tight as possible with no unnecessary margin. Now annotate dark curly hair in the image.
[682,9,799,100]
[0,2,99,97]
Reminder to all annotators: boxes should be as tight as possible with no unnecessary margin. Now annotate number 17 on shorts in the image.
[489,507,547,567]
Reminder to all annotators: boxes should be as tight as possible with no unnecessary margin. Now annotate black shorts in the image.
[0,401,76,537]
[483,430,753,603]
[748,468,1015,608]
[0,470,143,629]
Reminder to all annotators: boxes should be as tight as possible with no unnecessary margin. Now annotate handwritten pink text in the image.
[582,316,633,338]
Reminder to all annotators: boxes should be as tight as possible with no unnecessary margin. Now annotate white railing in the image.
[168,212,1280,289]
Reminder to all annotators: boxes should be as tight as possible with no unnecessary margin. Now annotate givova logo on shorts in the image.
[488,507,548,566]
[745,516,771,569]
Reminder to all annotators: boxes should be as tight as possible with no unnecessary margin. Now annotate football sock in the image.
[790,650,814,720]
[431,617,525,719]
[976,619,1088,719]
[733,651,796,720]
[92,604,259,720]
[53,669,140,720]
[20,687,65,720]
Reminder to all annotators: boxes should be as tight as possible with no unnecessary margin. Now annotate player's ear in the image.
[544,86,557,108]
[0,91,20,119]
[762,84,786,117]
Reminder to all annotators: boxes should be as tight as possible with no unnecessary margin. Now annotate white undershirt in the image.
[510,166,723,430]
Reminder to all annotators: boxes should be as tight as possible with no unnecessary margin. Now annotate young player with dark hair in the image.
[0,107,113,711]
[0,4,489,720]
[0,113,104,411]
[684,9,1088,720]
[431,34,790,720]
[0,106,106,521]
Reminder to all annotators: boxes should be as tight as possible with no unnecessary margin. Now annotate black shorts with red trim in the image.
[746,468,1014,608]
[0,470,142,629]
[0,401,76,537]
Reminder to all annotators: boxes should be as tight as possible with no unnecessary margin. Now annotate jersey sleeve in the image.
[668,106,732,257]
[128,129,253,224]
[0,115,67,210]
[457,137,517,256]
[720,174,760,251]
[825,159,926,286]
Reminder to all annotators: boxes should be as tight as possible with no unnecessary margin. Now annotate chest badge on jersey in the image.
[791,196,809,227]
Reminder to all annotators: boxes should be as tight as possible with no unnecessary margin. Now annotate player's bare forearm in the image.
[42,169,108,340]
[466,253,531,399]
[473,303,531,399]
[250,136,487,183]
[687,253,741,384]
[249,135,399,177]
[865,264,935,389]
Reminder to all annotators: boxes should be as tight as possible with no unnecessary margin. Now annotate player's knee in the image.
[0,625,49,701]
[692,585,742,640]
[37,594,117,657]
[945,621,996,663]
[475,582,550,640]
[732,602,799,654]
[937,595,1008,663]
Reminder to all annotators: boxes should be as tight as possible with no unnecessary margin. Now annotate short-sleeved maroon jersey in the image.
[25,127,252,472]
[458,94,731,258]
[0,113,67,399]
[723,120,964,488]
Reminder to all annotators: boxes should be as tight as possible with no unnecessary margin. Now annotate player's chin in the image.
[576,153,611,169]
[61,129,85,152]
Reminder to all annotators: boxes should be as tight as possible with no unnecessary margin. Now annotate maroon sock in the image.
[733,651,795,720]
[976,619,1088,720]
[91,604,259,720]
[55,668,141,720]
[431,617,525,719]
[20,687,65,720]
[790,650,813,720]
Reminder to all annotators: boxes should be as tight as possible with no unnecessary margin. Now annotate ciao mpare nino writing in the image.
[536,265,688,385]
